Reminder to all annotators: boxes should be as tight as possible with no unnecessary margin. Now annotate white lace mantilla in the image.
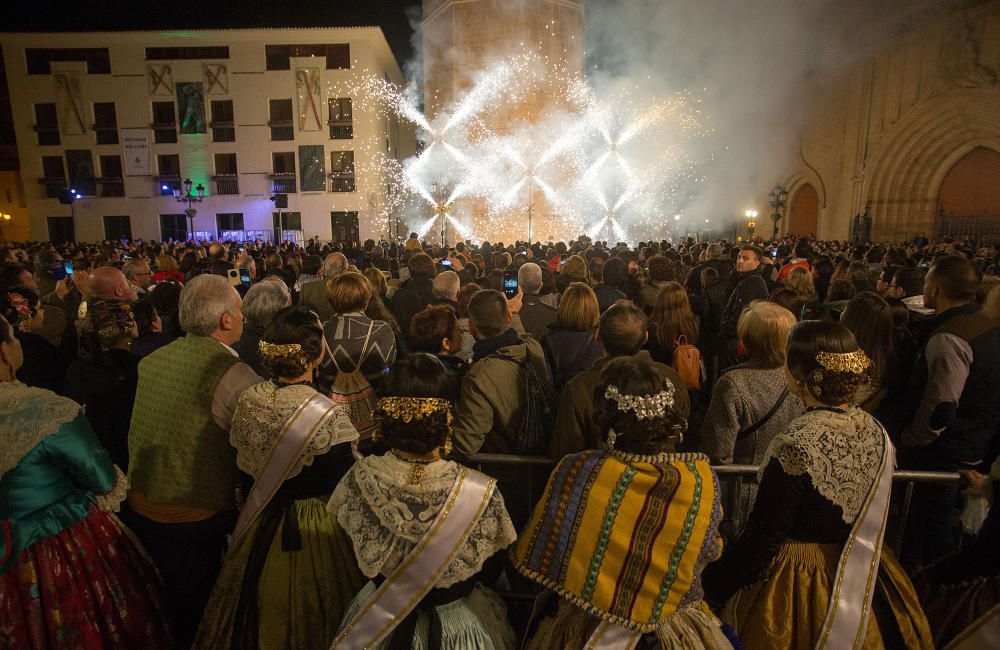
[328,453,517,588]
[0,380,81,479]
[762,406,886,524]
[230,382,359,480]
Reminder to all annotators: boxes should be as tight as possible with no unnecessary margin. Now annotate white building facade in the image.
[1,28,416,243]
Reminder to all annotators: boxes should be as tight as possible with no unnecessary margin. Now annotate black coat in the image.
[541,325,604,392]
[391,277,436,337]
[63,348,139,470]
[16,331,67,395]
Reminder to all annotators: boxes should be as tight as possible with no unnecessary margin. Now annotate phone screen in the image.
[62,260,74,276]
[239,268,252,285]
[503,272,518,298]
[439,259,453,268]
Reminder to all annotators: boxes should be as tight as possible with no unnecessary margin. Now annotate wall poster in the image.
[177,82,207,135]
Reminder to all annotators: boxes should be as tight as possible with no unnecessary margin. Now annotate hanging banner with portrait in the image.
[54,72,86,135]
[177,82,207,135]
[122,129,151,176]
[299,145,326,192]
[295,67,322,131]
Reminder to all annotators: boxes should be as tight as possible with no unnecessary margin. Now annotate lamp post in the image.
[172,178,205,239]
[745,209,758,238]
[768,184,788,240]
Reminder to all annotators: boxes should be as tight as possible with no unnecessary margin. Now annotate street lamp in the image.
[768,184,789,240]
[0,212,11,243]
[745,209,758,237]
[172,178,205,239]
[430,182,451,247]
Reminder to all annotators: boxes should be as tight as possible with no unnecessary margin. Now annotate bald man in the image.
[207,243,234,276]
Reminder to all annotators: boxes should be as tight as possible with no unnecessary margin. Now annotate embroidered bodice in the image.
[328,452,517,588]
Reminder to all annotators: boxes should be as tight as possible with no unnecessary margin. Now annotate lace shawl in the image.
[328,453,517,588]
[762,406,886,524]
[230,382,359,481]
[0,380,81,479]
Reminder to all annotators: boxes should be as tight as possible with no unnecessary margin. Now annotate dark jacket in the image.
[16,331,67,394]
[592,283,626,313]
[232,323,269,379]
[391,276,436,337]
[541,325,605,392]
[129,332,174,358]
[518,295,558,342]
[63,348,140,470]
[720,268,769,342]
[299,278,333,323]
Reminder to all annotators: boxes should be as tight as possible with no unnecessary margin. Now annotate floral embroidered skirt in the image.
[0,505,171,649]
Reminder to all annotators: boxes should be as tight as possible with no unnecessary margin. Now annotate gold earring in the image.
[443,433,453,456]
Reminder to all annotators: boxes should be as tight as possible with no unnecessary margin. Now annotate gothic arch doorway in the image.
[788,183,819,237]
[935,146,1000,241]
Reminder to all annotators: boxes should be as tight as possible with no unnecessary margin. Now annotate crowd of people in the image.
[1,231,999,649]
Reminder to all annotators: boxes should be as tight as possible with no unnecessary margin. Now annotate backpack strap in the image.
[736,387,789,441]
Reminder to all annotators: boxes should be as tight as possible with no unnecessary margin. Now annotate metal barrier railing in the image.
[463,453,962,556]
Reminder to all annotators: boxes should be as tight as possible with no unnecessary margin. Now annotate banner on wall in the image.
[122,129,151,176]
[177,82,207,135]
[295,67,323,131]
[299,145,326,192]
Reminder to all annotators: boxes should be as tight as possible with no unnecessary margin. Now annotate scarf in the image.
[471,328,521,362]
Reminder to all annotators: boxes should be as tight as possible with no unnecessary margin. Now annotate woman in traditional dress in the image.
[702,320,932,649]
[0,314,172,648]
[328,353,517,649]
[514,355,735,649]
[194,306,361,649]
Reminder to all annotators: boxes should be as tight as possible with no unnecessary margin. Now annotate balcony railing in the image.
[93,125,119,145]
[154,175,182,196]
[210,121,235,143]
[212,174,239,195]
[96,177,125,197]
[268,120,294,141]
[328,120,353,139]
[151,122,178,144]
[329,175,356,193]
[269,173,297,194]
[38,176,67,199]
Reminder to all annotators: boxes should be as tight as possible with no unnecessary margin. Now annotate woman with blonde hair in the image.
[153,254,186,284]
[784,265,817,304]
[541,281,605,391]
[645,280,699,366]
[700,300,804,530]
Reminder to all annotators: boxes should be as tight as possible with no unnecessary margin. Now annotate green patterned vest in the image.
[128,335,241,511]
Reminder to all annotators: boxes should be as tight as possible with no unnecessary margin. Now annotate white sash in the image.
[331,467,495,649]
[945,602,1000,650]
[229,393,343,551]
[584,620,642,650]
[817,430,895,649]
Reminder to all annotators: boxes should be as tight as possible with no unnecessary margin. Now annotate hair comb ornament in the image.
[377,397,453,425]
[815,350,872,374]
[258,341,307,362]
[604,384,675,420]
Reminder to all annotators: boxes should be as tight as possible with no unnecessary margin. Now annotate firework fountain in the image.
[334,53,708,245]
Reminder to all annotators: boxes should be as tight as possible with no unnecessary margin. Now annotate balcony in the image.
[267,120,294,141]
[93,125,119,145]
[328,119,353,140]
[154,175,182,196]
[210,121,235,143]
[96,177,125,198]
[268,173,297,194]
[151,122,178,144]
[329,174,356,193]
[38,176,68,199]
[213,174,239,195]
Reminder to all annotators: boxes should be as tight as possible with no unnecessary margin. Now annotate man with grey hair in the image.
[432,270,461,307]
[517,262,556,341]
[299,252,348,322]
[126,273,261,645]
[232,280,291,377]
[123,260,153,295]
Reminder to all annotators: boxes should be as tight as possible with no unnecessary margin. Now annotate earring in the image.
[606,428,618,449]
[443,433,453,456]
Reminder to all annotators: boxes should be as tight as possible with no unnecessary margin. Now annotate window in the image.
[330,151,355,192]
[145,46,229,60]
[93,102,118,145]
[265,43,350,71]
[151,101,177,143]
[213,154,238,195]
[160,214,187,241]
[270,152,296,193]
[103,216,132,241]
[328,98,353,139]
[65,150,96,197]
[330,211,359,243]
[34,103,60,145]
[156,154,181,195]
[47,217,76,243]
[210,100,235,142]
[268,99,294,140]
[26,48,110,74]
[40,156,67,199]
[98,155,124,197]
[217,213,245,237]
[273,211,302,230]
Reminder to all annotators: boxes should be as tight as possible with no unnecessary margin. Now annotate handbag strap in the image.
[737,387,789,441]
